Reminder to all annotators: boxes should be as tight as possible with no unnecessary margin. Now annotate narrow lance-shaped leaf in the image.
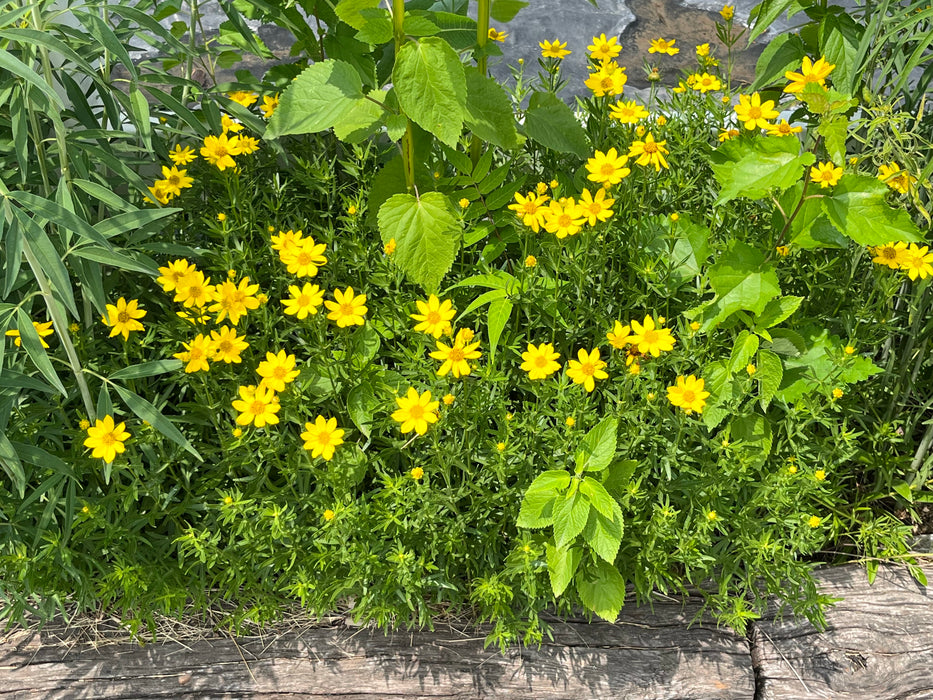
[112,383,202,461]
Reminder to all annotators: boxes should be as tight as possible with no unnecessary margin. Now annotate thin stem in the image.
[470,0,491,165]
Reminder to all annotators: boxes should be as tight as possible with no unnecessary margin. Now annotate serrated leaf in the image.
[553,491,590,548]
[817,114,848,166]
[708,241,782,318]
[576,559,626,622]
[757,349,783,409]
[755,296,803,330]
[574,416,618,472]
[779,184,849,250]
[265,60,364,138]
[822,174,923,246]
[731,413,773,468]
[582,504,623,564]
[819,13,863,95]
[463,68,519,149]
[523,92,589,158]
[335,0,381,30]
[517,489,558,529]
[354,8,393,44]
[332,90,387,142]
[602,459,637,498]
[751,32,806,91]
[579,476,617,519]
[545,542,581,597]
[491,0,528,22]
[729,331,760,373]
[711,136,815,203]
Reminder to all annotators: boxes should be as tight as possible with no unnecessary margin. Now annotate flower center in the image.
[117,311,129,323]
[190,347,205,360]
[581,363,595,377]
[523,202,537,214]
[426,311,442,325]
[643,142,658,154]
[534,355,548,368]
[681,390,696,404]
[642,329,659,344]
[340,302,355,316]
[601,163,616,177]
[600,77,613,90]
[218,340,233,354]
[883,248,897,260]
[747,106,762,119]
[101,433,116,446]
[250,400,266,414]
[298,294,311,306]
[316,431,331,446]
[214,145,227,157]
[297,251,312,265]
[558,214,572,227]
[448,348,465,362]
[273,366,287,379]
[408,405,424,419]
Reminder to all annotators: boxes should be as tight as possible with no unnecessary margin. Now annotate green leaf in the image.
[8,191,112,249]
[708,241,782,318]
[579,476,617,519]
[0,47,64,110]
[754,295,803,330]
[354,8,393,44]
[265,60,365,138]
[779,184,849,250]
[403,14,440,36]
[347,382,379,439]
[333,89,387,143]
[14,309,66,395]
[129,84,152,150]
[712,136,815,203]
[822,174,923,246]
[463,68,519,149]
[377,192,461,292]
[818,114,848,166]
[749,0,799,43]
[757,349,783,410]
[491,0,528,22]
[729,331,760,374]
[545,542,581,597]
[582,503,623,564]
[574,416,618,472]
[820,13,863,95]
[457,288,507,319]
[553,491,590,548]
[95,209,181,240]
[576,560,626,622]
[893,480,913,502]
[0,427,25,498]
[112,384,201,461]
[523,92,589,159]
[109,360,183,381]
[70,245,159,276]
[526,469,572,494]
[517,488,558,528]
[751,33,806,91]
[12,208,77,318]
[335,0,381,29]
[668,216,711,284]
[730,413,773,468]
[392,37,466,147]
[602,459,637,499]
[486,297,512,367]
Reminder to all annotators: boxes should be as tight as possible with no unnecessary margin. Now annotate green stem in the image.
[391,0,415,193]
[470,0,491,166]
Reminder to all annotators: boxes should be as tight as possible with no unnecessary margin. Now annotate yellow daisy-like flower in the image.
[383,238,397,255]
[734,92,779,130]
[173,269,214,308]
[442,394,455,405]
[584,62,628,97]
[300,416,345,461]
[232,384,280,428]
[766,120,803,137]
[210,326,249,364]
[488,27,507,42]
[227,90,258,107]
[508,191,550,232]
[147,181,172,205]
[200,133,241,171]
[520,342,562,379]
[720,5,735,20]
[281,282,324,319]
[540,39,571,59]
[209,277,260,325]
[566,348,609,392]
[871,241,908,269]
[608,99,649,124]
[323,508,335,521]
[83,415,131,463]
[718,128,740,142]
[430,334,482,378]
[104,297,146,341]
[666,374,711,414]
[901,243,933,280]
[606,321,631,349]
[280,236,328,278]
[221,114,244,134]
[877,162,917,195]
[173,333,214,373]
[392,387,440,435]
[628,133,670,171]
[159,165,193,197]
[691,72,722,93]
[168,144,197,166]
[784,56,835,94]
[586,148,631,186]
[157,259,195,293]
[577,188,615,226]
[588,33,621,61]
[256,350,300,392]
[649,38,679,56]
[810,161,843,188]
[237,135,260,155]
[696,43,710,57]
[543,198,586,239]
[6,320,54,348]
[270,229,304,255]
[525,255,537,267]
[260,93,279,119]
[629,315,676,356]
[325,286,368,327]
[410,295,455,338]
[411,466,424,479]
[808,515,822,528]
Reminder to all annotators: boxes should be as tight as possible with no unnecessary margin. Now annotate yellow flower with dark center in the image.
[766,120,803,137]
[282,283,324,319]
[520,342,561,379]
[666,375,711,414]
[578,188,615,226]
[157,259,195,293]
[691,72,722,93]
[628,133,670,171]
[210,326,248,364]
[588,33,621,61]
[392,387,440,435]
[810,161,843,188]
[227,90,258,107]
[586,148,631,186]
[168,144,197,166]
[83,415,131,463]
[105,297,146,341]
[877,162,917,194]
[260,93,279,119]
[901,243,933,280]
[629,314,676,356]
[566,348,609,392]
[784,56,835,94]
[411,295,455,338]
[543,198,586,238]
[734,92,779,130]
[608,99,649,124]
[325,286,368,327]
[232,384,280,428]
[508,191,550,232]
[6,320,54,348]
[430,334,482,378]
[606,321,631,349]
[872,241,908,269]
[173,333,214,373]
[649,38,679,56]
[301,416,345,461]
[257,350,300,392]
[147,181,172,205]
[200,134,242,171]
[173,269,213,308]
[209,277,260,325]
[488,27,507,42]
[539,39,571,59]
[280,237,328,277]
[160,165,193,197]
[584,62,627,97]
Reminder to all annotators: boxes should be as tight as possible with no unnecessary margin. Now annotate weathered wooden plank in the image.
[0,595,754,699]
[752,563,933,700]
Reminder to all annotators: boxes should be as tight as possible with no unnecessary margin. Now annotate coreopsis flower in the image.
[808,516,822,528]
[200,133,242,171]
[209,277,260,325]
[649,38,679,56]
[147,181,172,205]
[691,72,722,93]
[784,56,835,94]
[584,62,627,97]
[720,5,735,20]
[227,90,258,107]
[566,348,609,392]
[281,283,324,319]
[901,244,933,280]
[410,295,455,338]
[383,238,396,255]
[696,43,710,57]
[542,198,586,238]
[666,375,711,414]
[237,135,260,155]
[872,241,908,269]
[877,162,917,194]
[810,161,843,188]
[766,120,803,137]
[168,144,197,166]
[520,342,561,379]
[6,320,54,348]
[430,334,482,378]
[606,321,631,349]
[325,286,368,327]
[221,114,244,134]
[257,350,300,392]
[173,333,214,373]
[270,229,304,255]
[323,508,335,521]
[588,33,621,61]
[159,166,193,197]
[608,99,649,124]
[173,270,213,308]
[525,255,537,267]
[232,384,280,428]
[260,93,279,119]
[832,388,844,399]
[577,188,615,225]
[104,297,146,341]
[280,237,327,277]
[628,133,670,171]
[157,259,195,293]
[392,387,440,435]
[83,415,131,463]
[718,128,740,142]
[734,92,779,130]
[586,148,631,186]
[629,315,676,356]
[301,416,345,461]
[210,326,249,364]
[488,27,507,42]
[539,39,571,59]
[411,467,424,479]
[508,191,550,232]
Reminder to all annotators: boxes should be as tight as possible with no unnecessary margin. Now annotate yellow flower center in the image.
[448,347,465,362]
[218,340,233,354]
[426,311,442,325]
[100,433,116,446]
[601,162,616,177]
[682,390,696,404]
[600,76,613,90]
[523,202,538,214]
[340,302,355,316]
[882,247,897,260]
[408,405,424,419]
[117,311,129,323]
[558,214,572,227]
[297,251,312,265]
[214,145,228,157]
[580,363,595,377]
[642,329,659,345]
[643,142,658,154]
[190,347,205,360]
[747,106,762,120]
[273,366,287,379]
[250,400,266,415]
[298,294,311,306]
[316,431,331,446]
[534,355,548,368]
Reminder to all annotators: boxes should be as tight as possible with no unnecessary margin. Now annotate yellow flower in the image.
[260,93,279,119]
[78,418,91,430]
[6,320,54,348]
[776,245,790,257]
[520,342,562,379]
[629,314,676,356]
[147,181,172,205]
[173,333,214,373]
[815,469,827,481]
[232,384,280,428]
[411,295,455,338]
[784,56,835,94]
[649,38,679,56]
[877,162,917,195]
[525,255,537,268]
[690,321,701,331]
[209,277,260,325]
[608,99,649,124]
[200,134,241,171]
[323,508,335,521]
[458,198,470,209]
[270,229,304,255]
[104,297,146,341]
[746,363,756,375]
[844,345,855,355]
[325,286,368,327]
[168,144,197,166]
[628,362,641,375]
[282,282,324,319]
[411,467,424,480]
[696,43,710,57]
[720,5,734,20]
[496,441,506,452]
[227,90,258,107]
[667,375,710,414]
[221,113,244,134]
[392,387,440,435]
[543,198,586,239]
[586,148,631,186]
[237,135,260,155]
[430,334,482,378]
[734,92,779,130]
[787,464,797,474]
[808,515,822,528]
[232,428,242,438]
[691,72,722,93]
[872,242,908,269]
[173,269,214,308]
[707,510,718,521]
[606,321,631,349]
[628,133,670,171]
[578,188,615,226]
[669,213,679,222]
[508,191,550,232]
[536,181,548,195]
[540,39,571,59]
[584,62,627,97]
[488,27,507,42]
[718,128,740,142]
[832,387,844,399]
[550,179,559,189]
[217,213,227,223]
[810,161,843,188]
[384,238,397,255]
[505,412,514,421]
[83,415,131,463]
[901,244,933,280]
[210,326,249,364]
[257,350,300,392]
[160,165,193,197]
[588,33,621,61]
[301,416,345,461]
[280,237,328,277]
[766,120,803,137]
[566,348,609,392]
